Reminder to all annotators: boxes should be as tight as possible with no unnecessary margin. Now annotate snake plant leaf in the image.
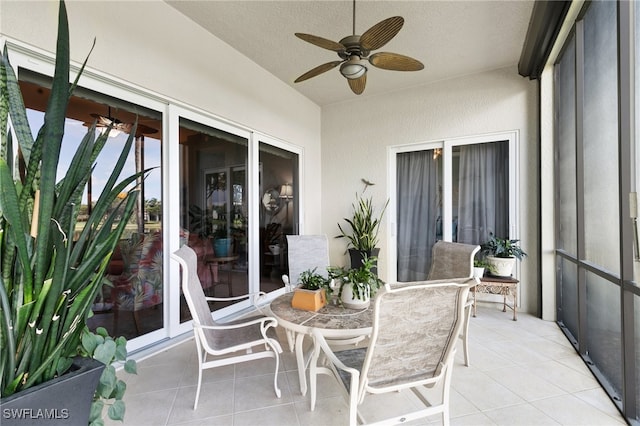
[1,45,34,165]
[0,46,9,162]
[32,0,72,297]
[0,159,33,298]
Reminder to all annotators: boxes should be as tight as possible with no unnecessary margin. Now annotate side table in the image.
[204,255,239,296]
[472,276,519,320]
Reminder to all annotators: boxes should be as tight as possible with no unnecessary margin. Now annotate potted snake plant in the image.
[336,179,388,272]
[0,2,140,424]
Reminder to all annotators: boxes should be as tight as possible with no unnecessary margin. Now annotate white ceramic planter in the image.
[486,256,516,277]
[473,267,485,278]
[340,284,370,309]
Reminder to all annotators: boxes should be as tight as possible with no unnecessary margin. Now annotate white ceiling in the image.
[166,1,535,107]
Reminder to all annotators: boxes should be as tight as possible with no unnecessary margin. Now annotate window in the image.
[20,69,164,342]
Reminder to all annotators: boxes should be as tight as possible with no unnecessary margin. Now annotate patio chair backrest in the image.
[172,245,217,340]
[286,235,330,285]
[362,282,470,389]
[427,241,480,280]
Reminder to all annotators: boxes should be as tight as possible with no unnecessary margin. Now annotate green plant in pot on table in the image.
[329,255,384,309]
[291,268,332,312]
[0,2,139,424]
[480,233,527,277]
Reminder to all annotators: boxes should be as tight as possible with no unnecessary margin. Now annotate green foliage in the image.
[480,233,527,260]
[298,268,331,295]
[329,255,384,302]
[79,327,137,425]
[337,191,388,252]
[0,1,142,423]
[473,258,496,274]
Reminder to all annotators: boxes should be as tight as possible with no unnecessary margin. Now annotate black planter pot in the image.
[1,357,105,426]
[348,248,380,275]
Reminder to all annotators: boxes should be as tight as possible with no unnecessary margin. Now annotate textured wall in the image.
[321,66,540,314]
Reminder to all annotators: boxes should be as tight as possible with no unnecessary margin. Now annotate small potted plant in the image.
[291,268,331,311]
[329,256,384,309]
[480,233,527,277]
[473,258,496,278]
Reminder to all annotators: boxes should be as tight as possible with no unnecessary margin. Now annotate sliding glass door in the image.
[178,116,250,320]
[392,132,517,282]
[258,141,299,294]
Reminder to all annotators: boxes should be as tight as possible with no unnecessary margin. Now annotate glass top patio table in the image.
[268,292,373,397]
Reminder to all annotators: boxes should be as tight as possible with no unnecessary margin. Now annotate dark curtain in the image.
[457,141,509,245]
[396,150,440,281]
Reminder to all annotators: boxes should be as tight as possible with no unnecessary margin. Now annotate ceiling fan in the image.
[89,107,158,138]
[294,0,424,95]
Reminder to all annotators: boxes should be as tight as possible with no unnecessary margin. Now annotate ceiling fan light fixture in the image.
[340,57,367,79]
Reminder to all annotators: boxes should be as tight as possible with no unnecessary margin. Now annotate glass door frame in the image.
[167,108,303,337]
[7,44,170,352]
[254,132,304,302]
[388,130,519,283]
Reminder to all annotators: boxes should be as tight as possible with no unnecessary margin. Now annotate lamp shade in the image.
[280,183,293,199]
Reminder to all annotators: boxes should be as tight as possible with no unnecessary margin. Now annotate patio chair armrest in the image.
[204,291,268,304]
[312,329,359,377]
[196,315,278,331]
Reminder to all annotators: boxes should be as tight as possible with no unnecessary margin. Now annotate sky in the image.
[26,109,162,205]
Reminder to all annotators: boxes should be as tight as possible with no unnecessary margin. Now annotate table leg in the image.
[295,332,308,395]
[513,284,518,321]
[226,262,233,296]
[309,334,322,411]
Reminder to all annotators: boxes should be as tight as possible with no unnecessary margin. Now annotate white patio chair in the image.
[172,245,282,410]
[281,234,331,291]
[281,235,333,350]
[281,235,365,361]
[427,241,480,366]
[311,281,472,426]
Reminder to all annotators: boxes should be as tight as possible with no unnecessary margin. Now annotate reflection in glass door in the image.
[258,142,299,294]
[19,69,164,342]
[178,117,249,321]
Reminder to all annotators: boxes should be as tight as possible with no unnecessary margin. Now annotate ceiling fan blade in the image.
[360,16,404,51]
[295,61,344,83]
[369,52,424,71]
[295,33,345,52]
[348,74,367,95]
[134,123,158,136]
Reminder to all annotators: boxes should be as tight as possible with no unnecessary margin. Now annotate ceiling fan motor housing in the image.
[340,56,368,79]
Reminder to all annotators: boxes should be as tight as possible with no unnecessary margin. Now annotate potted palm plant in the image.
[0,2,138,424]
[337,180,388,271]
[480,233,527,277]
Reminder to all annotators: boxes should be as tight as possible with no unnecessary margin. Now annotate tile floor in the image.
[107,303,628,426]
